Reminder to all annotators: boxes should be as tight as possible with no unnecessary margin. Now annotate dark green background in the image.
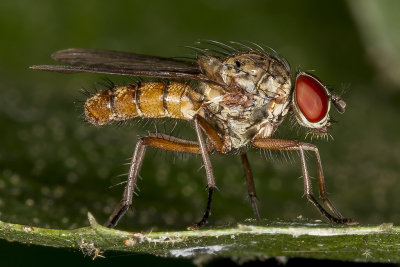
[1,0,399,265]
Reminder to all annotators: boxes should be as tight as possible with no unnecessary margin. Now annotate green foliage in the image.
[1,213,399,263]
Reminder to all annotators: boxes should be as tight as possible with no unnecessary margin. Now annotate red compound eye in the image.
[295,74,328,123]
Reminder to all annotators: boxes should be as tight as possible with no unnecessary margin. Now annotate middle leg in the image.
[241,153,260,219]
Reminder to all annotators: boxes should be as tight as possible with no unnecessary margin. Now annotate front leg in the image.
[252,138,355,224]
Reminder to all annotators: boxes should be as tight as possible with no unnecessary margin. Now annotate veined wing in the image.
[30,48,209,81]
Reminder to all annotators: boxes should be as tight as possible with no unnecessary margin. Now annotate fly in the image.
[30,41,354,229]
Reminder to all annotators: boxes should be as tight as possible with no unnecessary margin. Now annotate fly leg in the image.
[188,115,223,230]
[252,138,355,224]
[193,116,262,223]
[104,134,201,228]
[241,153,260,219]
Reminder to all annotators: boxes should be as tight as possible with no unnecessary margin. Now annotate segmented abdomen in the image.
[84,81,202,126]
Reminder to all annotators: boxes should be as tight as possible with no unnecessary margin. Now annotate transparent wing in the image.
[30,48,208,80]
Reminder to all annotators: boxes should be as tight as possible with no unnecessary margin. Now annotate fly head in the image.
[292,72,346,136]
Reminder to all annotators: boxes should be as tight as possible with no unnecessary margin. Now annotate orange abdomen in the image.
[84,81,202,126]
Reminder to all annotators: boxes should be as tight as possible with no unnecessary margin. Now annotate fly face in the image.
[292,72,346,135]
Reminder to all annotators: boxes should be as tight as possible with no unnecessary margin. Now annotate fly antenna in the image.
[331,94,346,114]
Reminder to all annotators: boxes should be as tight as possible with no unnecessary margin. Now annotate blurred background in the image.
[1,0,400,265]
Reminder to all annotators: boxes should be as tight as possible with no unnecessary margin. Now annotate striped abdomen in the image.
[84,81,203,126]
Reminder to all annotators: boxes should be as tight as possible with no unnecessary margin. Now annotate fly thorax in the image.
[197,51,293,150]
[220,55,266,93]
